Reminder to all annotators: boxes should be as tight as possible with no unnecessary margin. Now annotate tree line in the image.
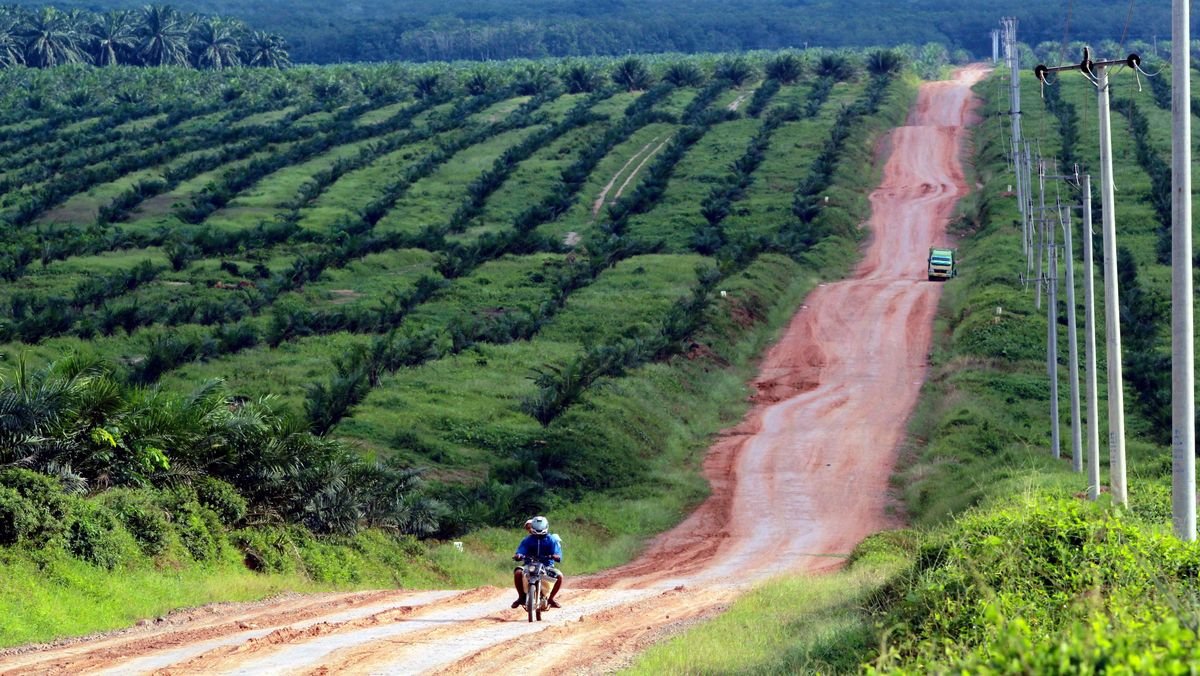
[0,4,289,69]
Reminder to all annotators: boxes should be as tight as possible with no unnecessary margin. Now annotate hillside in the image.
[0,50,921,646]
[7,0,1175,63]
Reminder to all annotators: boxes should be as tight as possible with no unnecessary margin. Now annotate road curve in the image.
[0,66,987,676]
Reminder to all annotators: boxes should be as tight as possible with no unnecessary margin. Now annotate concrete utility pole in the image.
[1023,142,1035,276]
[1096,63,1128,506]
[1035,49,1132,506]
[1047,195,1061,460]
[1081,174,1102,498]
[1036,157,1047,310]
[1171,0,1195,540]
[1061,201,1083,472]
[992,30,1001,64]
[1003,18,1025,232]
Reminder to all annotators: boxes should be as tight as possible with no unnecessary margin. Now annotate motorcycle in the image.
[518,558,551,622]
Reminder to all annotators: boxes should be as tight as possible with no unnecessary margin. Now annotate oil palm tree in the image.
[90,10,136,66]
[137,4,192,67]
[765,53,804,83]
[662,61,704,87]
[244,30,289,68]
[0,16,24,68]
[561,62,603,94]
[815,53,857,81]
[463,66,498,96]
[611,57,651,92]
[867,49,904,76]
[22,7,86,67]
[714,57,756,86]
[191,17,241,70]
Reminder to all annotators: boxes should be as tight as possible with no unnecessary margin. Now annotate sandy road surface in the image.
[0,67,986,675]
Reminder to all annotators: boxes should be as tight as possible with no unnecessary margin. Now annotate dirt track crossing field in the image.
[0,66,986,675]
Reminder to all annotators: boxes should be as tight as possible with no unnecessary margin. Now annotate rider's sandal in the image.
[511,596,526,609]
[547,599,561,609]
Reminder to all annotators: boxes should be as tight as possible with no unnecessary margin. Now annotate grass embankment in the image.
[629,68,1200,673]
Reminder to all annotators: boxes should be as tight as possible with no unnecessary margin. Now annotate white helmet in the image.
[529,516,549,535]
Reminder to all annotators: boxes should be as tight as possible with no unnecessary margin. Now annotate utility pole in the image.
[1027,141,1036,276]
[992,30,1001,64]
[1036,49,1133,506]
[1061,200,1083,472]
[1081,173,1102,498]
[1047,195,1061,460]
[1095,59,1128,507]
[1003,18,1025,234]
[1171,0,1195,540]
[1036,157,1047,310]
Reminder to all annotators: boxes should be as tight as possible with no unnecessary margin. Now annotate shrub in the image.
[231,526,302,574]
[66,502,138,569]
[100,489,173,557]
[0,487,38,546]
[0,469,69,546]
[298,536,366,584]
[169,496,224,563]
[875,497,1200,667]
[193,476,248,526]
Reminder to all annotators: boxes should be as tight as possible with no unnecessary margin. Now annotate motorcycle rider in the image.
[512,515,563,609]
[524,516,563,548]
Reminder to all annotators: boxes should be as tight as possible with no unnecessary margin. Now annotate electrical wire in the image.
[1059,0,1076,66]
[1119,0,1136,53]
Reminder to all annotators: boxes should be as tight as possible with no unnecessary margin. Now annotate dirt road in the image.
[0,66,986,675]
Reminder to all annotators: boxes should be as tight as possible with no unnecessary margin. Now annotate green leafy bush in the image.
[0,470,69,546]
[230,526,304,574]
[66,502,139,570]
[0,487,39,546]
[161,488,226,563]
[874,497,1200,669]
[99,489,173,557]
[193,477,248,526]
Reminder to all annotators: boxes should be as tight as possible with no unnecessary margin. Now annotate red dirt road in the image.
[0,67,986,675]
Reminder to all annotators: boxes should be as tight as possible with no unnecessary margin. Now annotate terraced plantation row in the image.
[0,53,908,524]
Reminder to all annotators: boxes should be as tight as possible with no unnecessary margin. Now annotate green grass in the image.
[232,105,300,129]
[296,135,448,232]
[452,121,610,243]
[536,121,679,243]
[655,86,701,119]
[276,248,440,310]
[625,544,909,675]
[337,339,578,470]
[36,150,214,226]
[159,332,368,409]
[538,253,711,344]
[376,124,552,235]
[625,118,760,251]
[724,81,865,241]
[0,549,327,647]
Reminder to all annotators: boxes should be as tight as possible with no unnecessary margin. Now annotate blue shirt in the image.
[516,534,562,565]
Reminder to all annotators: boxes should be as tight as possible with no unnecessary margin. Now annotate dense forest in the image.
[8,0,1177,64]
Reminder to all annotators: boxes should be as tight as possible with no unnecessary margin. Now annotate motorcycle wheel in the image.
[526,582,537,623]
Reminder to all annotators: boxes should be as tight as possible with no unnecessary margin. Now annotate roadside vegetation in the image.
[628,57,1200,672]
[0,48,915,645]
